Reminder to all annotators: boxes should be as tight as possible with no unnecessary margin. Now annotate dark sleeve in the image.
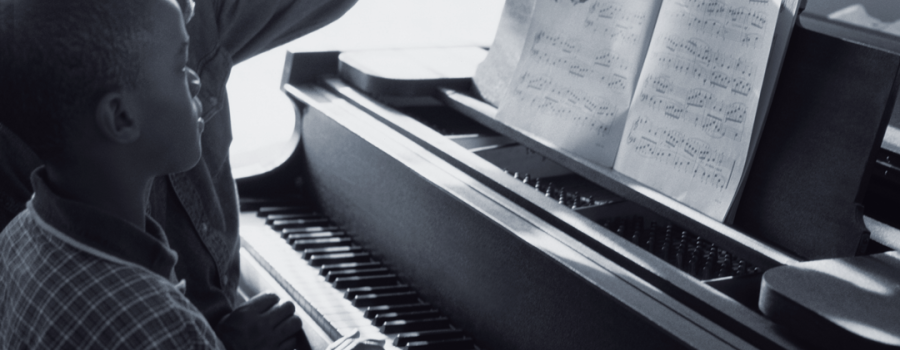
[0,125,41,230]
[215,0,358,64]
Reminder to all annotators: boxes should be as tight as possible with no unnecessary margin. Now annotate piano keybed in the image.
[240,203,478,350]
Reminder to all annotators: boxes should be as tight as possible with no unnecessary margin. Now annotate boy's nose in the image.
[186,67,201,97]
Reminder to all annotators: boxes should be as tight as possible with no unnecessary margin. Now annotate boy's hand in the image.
[215,293,306,350]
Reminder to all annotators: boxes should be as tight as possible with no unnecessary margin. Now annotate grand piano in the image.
[234,1,900,349]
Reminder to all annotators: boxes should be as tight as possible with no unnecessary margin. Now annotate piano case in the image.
[237,8,900,350]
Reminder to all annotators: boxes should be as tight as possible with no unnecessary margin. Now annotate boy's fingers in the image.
[264,301,297,327]
[272,315,303,340]
[241,293,280,314]
[276,335,298,350]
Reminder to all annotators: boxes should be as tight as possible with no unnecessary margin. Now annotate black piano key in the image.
[326,267,391,282]
[372,309,440,326]
[287,231,345,244]
[265,212,319,224]
[380,317,450,334]
[352,291,418,307]
[292,237,353,250]
[405,337,475,350]
[301,245,362,259]
[320,261,382,276]
[241,198,300,212]
[393,329,465,346]
[307,252,370,266]
[333,274,399,289]
[257,206,311,217]
[281,225,341,238]
[271,217,329,230]
[364,303,432,319]
[259,210,480,349]
[344,285,410,299]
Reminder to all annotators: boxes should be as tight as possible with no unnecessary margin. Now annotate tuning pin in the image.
[631,226,642,245]
[675,231,688,269]
[612,216,622,231]
[735,260,747,277]
[718,252,733,277]
[558,187,566,205]
[512,172,520,180]
[545,182,554,197]
[572,191,580,208]
[689,237,703,277]
[522,173,531,184]
[645,222,658,252]
[534,178,542,191]
[503,169,510,175]
[660,232,672,262]
[701,244,718,279]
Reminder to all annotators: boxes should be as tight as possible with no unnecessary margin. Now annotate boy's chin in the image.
[165,143,203,174]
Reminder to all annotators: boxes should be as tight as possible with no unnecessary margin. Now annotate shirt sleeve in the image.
[215,0,358,64]
[101,272,225,350]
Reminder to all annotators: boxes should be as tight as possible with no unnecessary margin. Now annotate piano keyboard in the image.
[239,202,478,350]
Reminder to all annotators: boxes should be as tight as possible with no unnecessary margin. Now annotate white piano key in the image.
[240,212,405,350]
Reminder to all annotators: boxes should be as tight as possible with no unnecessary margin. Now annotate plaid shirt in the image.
[0,170,224,349]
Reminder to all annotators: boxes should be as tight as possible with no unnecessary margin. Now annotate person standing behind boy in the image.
[0,0,358,349]
[0,0,307,348]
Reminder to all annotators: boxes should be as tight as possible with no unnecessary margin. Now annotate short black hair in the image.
[0,0,153,160]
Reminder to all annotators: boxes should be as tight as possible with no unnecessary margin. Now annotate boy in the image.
[0,0,303,348]
[0,0,357,346]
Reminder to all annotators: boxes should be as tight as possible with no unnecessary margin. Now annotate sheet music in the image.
[614,0,783,221]
[495,0,663,167]
[473,0,536,107]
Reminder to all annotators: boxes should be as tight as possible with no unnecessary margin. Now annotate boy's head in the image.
[0,0,203,175]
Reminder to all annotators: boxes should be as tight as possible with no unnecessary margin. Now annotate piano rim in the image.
[230,82,813,350]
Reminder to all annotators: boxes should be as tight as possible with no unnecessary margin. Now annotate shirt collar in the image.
[29,167,178,279]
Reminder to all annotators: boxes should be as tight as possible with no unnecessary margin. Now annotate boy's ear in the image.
[95,92,140,144]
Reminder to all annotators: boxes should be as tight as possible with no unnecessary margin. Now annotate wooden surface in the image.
[760,251,900,349]
[338,47,486,97]
[282,83,767,350]
[317,76,805,349]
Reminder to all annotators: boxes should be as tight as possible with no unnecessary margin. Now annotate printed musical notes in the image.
[613,0,783,220]
[637,91,744,141]
[496,0,662,167]
[625,117,736,190]
[491,0,790,221]
[511,72,619,135]
[625,118,736,191]
[681,0,769,31]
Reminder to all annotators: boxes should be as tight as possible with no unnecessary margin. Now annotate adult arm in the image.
[216,0,358,65]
